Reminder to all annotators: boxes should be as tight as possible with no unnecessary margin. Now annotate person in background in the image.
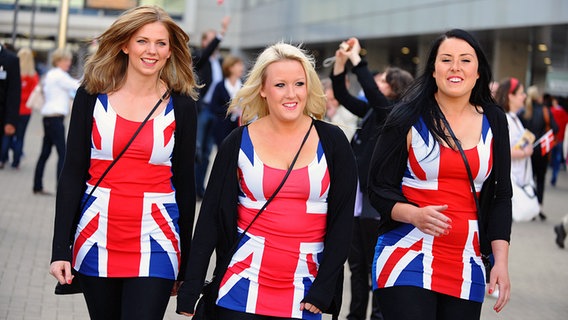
[177,42,357,320]
[331,37,414,320]
[321,77,359,141]
[0,43,21,168]
[0,48,38,169]
[494,78,533,187]
[194,16,231,200]
[520,86,558,220]
[210,54,244,147]
[544,94,568,186]
[554,214,568,249]
[32,47,80,195]
[49,5,198,320]
[368,29,512,319]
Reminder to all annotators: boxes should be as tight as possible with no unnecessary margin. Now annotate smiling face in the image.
[432,38,479,100]
[260,59,308,123]
[122,21,171,78]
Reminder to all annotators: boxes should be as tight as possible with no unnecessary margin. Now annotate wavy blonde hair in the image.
[17,48,37,76]
[82,5,198,99]
[228,42,326,124]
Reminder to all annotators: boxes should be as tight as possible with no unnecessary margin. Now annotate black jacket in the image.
[330,60,393,218]
[0,45,21,128]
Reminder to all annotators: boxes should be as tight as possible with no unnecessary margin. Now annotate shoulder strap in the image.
[229,119,315,254]
[440,117,480,216]
[79,90,170,212]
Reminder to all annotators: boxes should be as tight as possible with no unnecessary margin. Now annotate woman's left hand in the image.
[300,302,322,314]
[488,262,511,313]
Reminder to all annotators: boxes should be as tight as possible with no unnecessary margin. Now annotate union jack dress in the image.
[72,94,181,280]
[217,127,329,319]
[372,115,493,303]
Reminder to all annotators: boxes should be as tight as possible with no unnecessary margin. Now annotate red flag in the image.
[538,129,555,155]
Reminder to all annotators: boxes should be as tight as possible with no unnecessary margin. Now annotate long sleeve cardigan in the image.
[330,60,394,219]
[50,86,197,280]
[368,103,513,255]
[176,120,358,317]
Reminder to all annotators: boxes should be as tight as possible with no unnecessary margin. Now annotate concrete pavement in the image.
[1,112,567,319]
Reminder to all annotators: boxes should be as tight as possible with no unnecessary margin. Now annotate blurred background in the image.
[0,0,567,96]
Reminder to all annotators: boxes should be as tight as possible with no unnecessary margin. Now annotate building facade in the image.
[1,0,567,94]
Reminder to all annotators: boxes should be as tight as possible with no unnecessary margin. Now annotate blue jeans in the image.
[33,116,66,191]
[195,106,216,197]
[0,114,31,168]
[550,142,565,185]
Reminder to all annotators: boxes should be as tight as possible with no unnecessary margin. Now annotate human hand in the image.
[300,302,322,314]
[332,48,350,75]
[346,37,361,56]
[344,38,362,66]
[4,124,15,135]
[410,205,452,237]
[220,16,231,35]
[178,312,194,317]
[522,145,533,157]
[488,262,511,313]
[49,260,74,285]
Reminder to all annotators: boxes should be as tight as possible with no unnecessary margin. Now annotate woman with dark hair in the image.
[368,29,512,319]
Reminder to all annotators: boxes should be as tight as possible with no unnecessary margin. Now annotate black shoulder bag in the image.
[441,115,493,283]
[193,119,315,320]
[55,90,170,295]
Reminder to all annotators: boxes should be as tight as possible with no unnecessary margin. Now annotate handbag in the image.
[54,90,170,295]
[26,83,45,111]
[441,115,493,283]
[192,119,315,320]
[511,160,539,221]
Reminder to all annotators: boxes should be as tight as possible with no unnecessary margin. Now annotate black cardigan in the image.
[368,103,512,255]
[176,120,358,317]
[50,87,197,280]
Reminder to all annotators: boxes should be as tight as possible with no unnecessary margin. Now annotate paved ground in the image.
[1,113,567,320]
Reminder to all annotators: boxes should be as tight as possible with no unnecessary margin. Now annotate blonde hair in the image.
[221,55,243,78]
[82,5,198,99]
[229,42,326,124]
[523,85,540,120]
[17,48,37,76]
[51,48,73,67]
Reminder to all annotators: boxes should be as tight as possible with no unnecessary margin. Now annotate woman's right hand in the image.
[49,260,74,285]
[409,205,452,237]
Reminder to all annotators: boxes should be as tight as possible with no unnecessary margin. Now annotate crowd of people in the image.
[1,3,568,320]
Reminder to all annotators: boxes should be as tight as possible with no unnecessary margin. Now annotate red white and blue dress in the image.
[72,94,181,280]
[372,116,493,303]
[217,127,329,319]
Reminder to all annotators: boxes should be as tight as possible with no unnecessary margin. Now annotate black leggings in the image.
[216,306,302,320]
[77,273,174,320]
[376,286,482,320]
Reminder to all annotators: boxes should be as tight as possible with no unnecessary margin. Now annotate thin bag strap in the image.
[80,90,170,212]
[440,117,481,215]
[227,118,315,258]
